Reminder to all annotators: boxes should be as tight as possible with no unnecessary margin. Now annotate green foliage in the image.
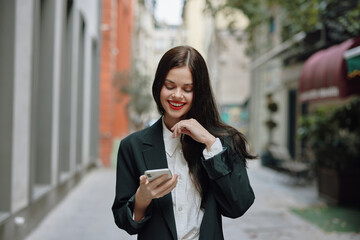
[225,0,271,25]
[298,98,360,169]
[276,0,323,40]
[121,69,152,117]
[222,0,360,53]
[322,1,360,41]
[113,68,153,130]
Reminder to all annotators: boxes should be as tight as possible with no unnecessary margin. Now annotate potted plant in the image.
[260,94,279,168]
[298,97,360,206]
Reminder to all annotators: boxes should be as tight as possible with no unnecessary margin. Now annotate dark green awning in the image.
[346,55,360,79]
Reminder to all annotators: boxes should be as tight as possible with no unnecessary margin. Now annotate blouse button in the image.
[178,206,183,212]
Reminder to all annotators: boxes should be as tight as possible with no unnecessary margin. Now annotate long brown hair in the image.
[152,46,256,201]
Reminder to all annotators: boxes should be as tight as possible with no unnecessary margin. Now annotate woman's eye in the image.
[165,85,174,90]
[184,88,193,93]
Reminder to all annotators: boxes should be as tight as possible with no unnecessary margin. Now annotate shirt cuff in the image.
[202,138,223,159]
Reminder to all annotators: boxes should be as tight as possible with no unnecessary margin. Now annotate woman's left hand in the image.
[171,118,216,151]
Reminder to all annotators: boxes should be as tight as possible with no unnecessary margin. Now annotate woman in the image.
[112,46,255,240]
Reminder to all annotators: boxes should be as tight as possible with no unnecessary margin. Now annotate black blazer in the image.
[112,118,255,240]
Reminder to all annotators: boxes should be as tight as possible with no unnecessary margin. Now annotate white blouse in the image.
[162,119,222,240]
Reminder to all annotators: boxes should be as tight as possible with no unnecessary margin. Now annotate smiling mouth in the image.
[168,100,186,110]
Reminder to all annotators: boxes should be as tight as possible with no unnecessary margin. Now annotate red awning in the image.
[299,37,360,102]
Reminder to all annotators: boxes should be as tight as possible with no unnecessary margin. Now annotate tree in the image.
[220,0,360,53]
[114,69,153,130]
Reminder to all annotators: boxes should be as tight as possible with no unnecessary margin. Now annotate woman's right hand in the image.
[134,174,178,222]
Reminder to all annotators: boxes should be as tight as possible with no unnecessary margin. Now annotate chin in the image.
[165,111,187,121]
[168,113,184,120]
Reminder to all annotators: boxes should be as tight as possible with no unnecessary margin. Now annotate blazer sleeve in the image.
[201,140,255,219]
[111,137,153,234]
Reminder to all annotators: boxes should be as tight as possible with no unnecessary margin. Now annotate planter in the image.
[317,167,360,207]
[260,150,278,168]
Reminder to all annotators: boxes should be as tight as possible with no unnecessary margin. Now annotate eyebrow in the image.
[165,79,193,86]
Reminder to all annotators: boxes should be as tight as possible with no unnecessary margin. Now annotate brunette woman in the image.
[112,46,255,240]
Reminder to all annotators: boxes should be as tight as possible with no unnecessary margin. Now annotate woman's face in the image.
[160,66,194,129]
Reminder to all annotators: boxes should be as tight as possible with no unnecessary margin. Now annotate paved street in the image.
[26,160,359,240]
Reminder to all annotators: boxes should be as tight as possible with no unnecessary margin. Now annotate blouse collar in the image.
[162,117,180,157]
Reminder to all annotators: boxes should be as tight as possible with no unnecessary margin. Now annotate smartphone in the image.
[144,168,172,182]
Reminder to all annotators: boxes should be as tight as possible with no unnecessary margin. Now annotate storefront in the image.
[297,37,360,206]
[345,45,360,80]
[299,37,360,104]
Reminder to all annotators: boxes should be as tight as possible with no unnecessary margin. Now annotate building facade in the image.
[182,0,214,60]
[248,5,298,156]
[214,8,251,135]
[0,0,101,239]
[99,0,133,167]
[182,0,252,134]
[248,2,360,160]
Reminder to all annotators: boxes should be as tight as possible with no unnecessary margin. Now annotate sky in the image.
[154,0,183,25]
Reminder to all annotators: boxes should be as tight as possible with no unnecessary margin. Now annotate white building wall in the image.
[250,57,291,155]
[133,0,156,77]
[249,66,268,153]
[0,0,101,239]
[69,4,81,172]
[248,4,291,155]
[130,0,157,126]
[216,30,250,105]
[11,0,35,213]
[81,30,93,166]
[77,0,100,166]
[50,0,65,186]
[183,0,208,58]
[77,0,100,38]
[154,25,186,65]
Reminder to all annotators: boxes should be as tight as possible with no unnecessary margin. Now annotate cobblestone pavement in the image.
[26,160,360,240]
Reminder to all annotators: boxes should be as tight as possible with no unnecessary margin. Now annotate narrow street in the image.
[26,160,359,240]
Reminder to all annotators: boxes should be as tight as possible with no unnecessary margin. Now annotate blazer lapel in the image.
[142,118,168,170]
[142,118,177,239]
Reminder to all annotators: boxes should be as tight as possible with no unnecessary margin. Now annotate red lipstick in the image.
[168,100,186,110]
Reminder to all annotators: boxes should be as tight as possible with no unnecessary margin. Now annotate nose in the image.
[174,88,183,98]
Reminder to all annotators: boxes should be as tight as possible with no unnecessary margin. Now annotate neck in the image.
[163,116,180,131]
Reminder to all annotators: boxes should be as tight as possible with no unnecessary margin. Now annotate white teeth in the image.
[170,102,184,107]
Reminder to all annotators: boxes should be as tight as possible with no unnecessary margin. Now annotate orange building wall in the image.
[113,0,132,139]
[99,0,132,166]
